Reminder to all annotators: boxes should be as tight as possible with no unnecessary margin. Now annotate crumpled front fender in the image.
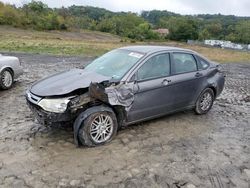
[73,105,113,146]
[89,82,135,111]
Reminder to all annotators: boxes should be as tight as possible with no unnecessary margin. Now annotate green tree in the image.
[96,13,145,37]
[199,29,211,40]
[205,22,223,39]
[26,0,48,13]
[128,22,159,40]
[0,3,20,26]
[234,20,250,44]
[96,18,114,33]
[141,10,178,25]
[1,1,250,42]
[225,33,237,42]
[158,17,170,28]
[167,17,199,41]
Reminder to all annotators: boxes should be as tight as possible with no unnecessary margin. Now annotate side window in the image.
[197,56,209,70]
[137,53,170,80]
[171,53,197,74]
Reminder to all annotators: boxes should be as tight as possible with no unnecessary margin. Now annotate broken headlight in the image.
[38,98,71,113]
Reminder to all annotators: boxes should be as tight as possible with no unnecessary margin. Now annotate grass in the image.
[0,38,120,57]
[0,26,250,63]
[0,26,122,57]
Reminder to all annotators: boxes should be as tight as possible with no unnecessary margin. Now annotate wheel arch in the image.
[208,86,217,98]
[195,86,215,115]
[1,66,14,76]
[195,85,216,105]
[75,99,127,129]
[73,104,115,146]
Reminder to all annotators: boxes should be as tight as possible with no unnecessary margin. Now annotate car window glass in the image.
[197,56,209,70]
[172,53,197,74]
[137,53,170,80]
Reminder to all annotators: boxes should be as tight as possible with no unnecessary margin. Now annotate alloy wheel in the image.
[200,92,212,111]
[89,114,114,143]
[2,70,13,88]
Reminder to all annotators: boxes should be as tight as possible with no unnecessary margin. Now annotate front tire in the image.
[78,110,118,147]
[195,88,214,115]
[0,68,14,90]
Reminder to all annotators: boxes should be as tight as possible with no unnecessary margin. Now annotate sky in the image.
[2,0,250,16]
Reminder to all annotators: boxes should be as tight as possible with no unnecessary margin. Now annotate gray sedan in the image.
[0,54,23,89]
[26,46,225,147]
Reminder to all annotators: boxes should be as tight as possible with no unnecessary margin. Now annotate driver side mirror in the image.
[130,72,140,92]
[130,74,136,82]
[129,72,139,83]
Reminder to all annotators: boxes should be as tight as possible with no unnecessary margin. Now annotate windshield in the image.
[85,49,144,79]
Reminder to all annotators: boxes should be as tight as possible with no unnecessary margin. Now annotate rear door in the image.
[169,52,205,108]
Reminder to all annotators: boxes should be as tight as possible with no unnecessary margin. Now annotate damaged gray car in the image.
[26,46,225,147]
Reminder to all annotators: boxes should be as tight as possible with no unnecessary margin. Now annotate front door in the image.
[127,53,176,123]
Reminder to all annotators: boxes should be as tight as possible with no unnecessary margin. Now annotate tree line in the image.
[0,1,250,44]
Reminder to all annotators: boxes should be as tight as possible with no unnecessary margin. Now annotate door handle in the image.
[195,72,203,77]
[162,79,171,86]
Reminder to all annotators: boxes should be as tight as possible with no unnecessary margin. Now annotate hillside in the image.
[1,26,250,63]
[0,26,121,56]
[1,1,250,44]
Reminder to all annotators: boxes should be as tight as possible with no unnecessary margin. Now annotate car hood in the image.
[30,69,111,97]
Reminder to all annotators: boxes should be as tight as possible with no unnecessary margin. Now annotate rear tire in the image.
[78,110,118,147]
[0,68,14,90]
[195,88,214,115]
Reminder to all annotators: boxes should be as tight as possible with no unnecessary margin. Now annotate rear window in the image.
[171,53,197,74]
[197,56,210,70]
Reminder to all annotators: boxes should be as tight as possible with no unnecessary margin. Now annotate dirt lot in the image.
[0,53,249,188]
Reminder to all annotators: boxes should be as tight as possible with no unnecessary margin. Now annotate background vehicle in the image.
[26,46,225,147]
[0,54,23,89]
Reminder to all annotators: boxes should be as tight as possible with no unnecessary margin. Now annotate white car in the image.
[0,54,23,89]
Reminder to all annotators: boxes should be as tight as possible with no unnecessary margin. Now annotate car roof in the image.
[119,45,197,55]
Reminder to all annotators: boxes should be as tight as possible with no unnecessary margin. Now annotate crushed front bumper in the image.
[26,100,73,125]
[25,92,74,125]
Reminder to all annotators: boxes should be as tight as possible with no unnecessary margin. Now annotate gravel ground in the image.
[0,53,249,188]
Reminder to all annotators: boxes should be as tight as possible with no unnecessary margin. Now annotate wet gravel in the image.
[0,52,249,188]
